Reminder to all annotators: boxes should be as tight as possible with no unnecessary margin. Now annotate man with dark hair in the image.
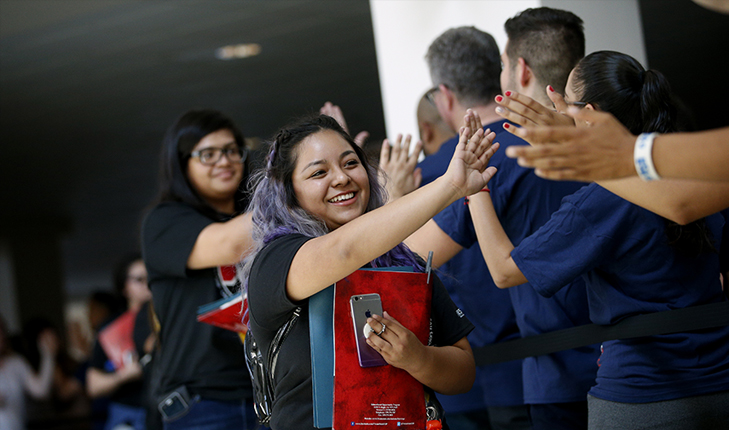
[407,9,598,430]
[410,26,529,430]
[502,7,585,100]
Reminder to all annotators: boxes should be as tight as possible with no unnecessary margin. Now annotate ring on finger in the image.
[377,323,387,336]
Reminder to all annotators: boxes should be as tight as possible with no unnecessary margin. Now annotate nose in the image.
[331,167,351,187]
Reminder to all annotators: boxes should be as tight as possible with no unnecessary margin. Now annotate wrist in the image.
[464,188,490,205]
[633,132,661,181]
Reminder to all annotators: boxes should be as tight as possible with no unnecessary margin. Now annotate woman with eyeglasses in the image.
[468,51,729,429]
[141,109,260,430]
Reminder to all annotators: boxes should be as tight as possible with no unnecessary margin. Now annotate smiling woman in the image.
[241,114,499,430]
[140,109,260,430]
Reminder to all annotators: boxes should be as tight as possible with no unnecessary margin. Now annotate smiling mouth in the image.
[329,192,355,203]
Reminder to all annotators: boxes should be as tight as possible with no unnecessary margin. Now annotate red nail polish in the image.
[548,85,554,92]
[503,123,510,129]
[505,91,512,97]
[495,95,503,103]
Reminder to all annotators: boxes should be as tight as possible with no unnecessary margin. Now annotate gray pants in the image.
[587,391,729,430]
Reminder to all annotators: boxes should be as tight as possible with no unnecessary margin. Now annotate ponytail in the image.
[639,69,677,134]
[572,51,715,257]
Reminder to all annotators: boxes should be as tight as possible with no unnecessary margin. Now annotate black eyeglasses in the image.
[190,145,247,165]
[425,85,441,105]
[564,101,587,108]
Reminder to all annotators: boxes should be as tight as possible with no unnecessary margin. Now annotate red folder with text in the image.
[333,269,432,429]
[97,310,137,370]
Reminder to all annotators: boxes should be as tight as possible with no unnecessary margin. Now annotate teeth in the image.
[329,192,354,203]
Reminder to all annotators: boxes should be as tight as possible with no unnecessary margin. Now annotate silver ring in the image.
[377,323,386,336]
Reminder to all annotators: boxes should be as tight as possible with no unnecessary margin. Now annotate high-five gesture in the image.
[444,109,498,197]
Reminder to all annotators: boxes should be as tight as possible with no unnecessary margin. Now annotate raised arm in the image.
[23,330,58,399]
[460,110,527,288]
[286,126,498,301]
[187,212,255,269]
[504,107,729,183]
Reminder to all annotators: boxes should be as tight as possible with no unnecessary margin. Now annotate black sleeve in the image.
[133,302,152,357]
[89,339,109,371]
[248,234,312,331]
[141,202,213,278]
[430,274,474,347]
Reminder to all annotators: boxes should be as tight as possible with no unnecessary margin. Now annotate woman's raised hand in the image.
[444,109,498,197]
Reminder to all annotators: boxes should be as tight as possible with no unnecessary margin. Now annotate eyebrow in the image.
[196,141,238,150]
[302,149,356,171]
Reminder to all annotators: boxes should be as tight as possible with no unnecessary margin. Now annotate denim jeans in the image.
[104,402,147,430]
[163,398,263,430]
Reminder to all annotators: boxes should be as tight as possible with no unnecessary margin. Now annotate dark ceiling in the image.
[0,0,385,296]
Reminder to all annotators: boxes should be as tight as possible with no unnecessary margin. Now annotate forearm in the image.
[288,177,462,301]
[25,352,54,399]
[187,212,255,269]
[598,178,729,224]
[86,367,131,398]
[652,128,729,182]
[467,193,527,288]
[405,339,475,395]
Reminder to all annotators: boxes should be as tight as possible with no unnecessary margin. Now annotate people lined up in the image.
[466,50,729,429]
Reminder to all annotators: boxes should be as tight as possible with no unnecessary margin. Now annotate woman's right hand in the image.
[443,109,498,198]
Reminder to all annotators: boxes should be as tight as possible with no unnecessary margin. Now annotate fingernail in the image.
[503,123,510,129]
[495,107,503,114]
[495,95,503,103]
[505,91,512,97]
[548,85,554,92]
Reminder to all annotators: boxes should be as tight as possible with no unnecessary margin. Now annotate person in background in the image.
[0,314,58,430]
[406,11,598,429]
[141,109,259,430]
[87,253,152,430]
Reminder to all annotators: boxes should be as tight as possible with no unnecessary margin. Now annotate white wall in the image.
[370,0,645,139]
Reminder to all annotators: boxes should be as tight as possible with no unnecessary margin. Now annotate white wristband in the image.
[634,132,661,181]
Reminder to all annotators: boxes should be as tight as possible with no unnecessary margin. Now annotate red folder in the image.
[196,293,249,334]
[333,269,432,429]
[97,310,137,370]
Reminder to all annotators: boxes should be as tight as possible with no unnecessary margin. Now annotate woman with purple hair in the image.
[242,114,497,430]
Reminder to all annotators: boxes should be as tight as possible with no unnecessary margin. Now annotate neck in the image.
[451,101,503,131]
[207,198,236,216]
[523,82,551,107]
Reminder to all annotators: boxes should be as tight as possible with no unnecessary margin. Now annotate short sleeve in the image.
[433,200,477,249]
[141,202,213,278]
[248,234,312,331]
[430,274,474,347]
[511,190,608,298]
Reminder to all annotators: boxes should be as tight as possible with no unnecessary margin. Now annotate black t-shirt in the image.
[89,316,144,407]
[141,201,251,401]
[247,234,474,430]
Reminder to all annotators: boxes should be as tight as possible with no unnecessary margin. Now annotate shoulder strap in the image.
[268,306,302,381]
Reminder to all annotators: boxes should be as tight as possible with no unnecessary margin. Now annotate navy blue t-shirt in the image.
[434,120,599,404]
[512,184,729,403]
[418,126,523,408]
